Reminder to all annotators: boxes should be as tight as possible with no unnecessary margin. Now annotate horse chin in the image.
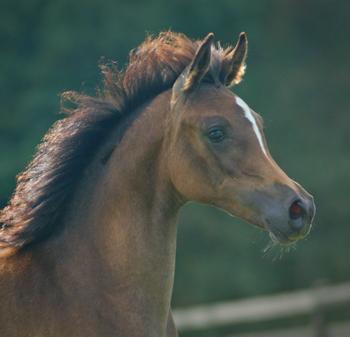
[269,231,295,245]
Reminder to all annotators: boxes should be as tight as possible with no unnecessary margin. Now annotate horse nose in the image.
[288,197,315,233]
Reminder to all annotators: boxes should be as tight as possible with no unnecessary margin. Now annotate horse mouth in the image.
[266,222,312,245]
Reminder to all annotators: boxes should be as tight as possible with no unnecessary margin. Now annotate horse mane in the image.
[0,31,233,249]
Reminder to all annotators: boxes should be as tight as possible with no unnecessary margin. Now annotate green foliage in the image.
[1,0,349,312]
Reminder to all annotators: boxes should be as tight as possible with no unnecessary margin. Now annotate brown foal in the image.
[0,32,315,337]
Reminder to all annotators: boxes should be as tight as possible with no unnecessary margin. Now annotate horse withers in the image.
[0,32,315,337]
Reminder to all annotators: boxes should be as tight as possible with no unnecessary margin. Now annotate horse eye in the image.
[207,127,225,143]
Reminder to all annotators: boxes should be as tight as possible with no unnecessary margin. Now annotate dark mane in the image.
[0,31,233,249]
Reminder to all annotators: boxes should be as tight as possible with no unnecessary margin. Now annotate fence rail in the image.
[226,321,350,337]
[173,282,350,332]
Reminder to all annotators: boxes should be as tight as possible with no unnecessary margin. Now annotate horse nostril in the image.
[288,199,309,232]
[289,200,304,220]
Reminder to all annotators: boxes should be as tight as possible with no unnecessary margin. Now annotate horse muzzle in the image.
[260,184,316,244]
[267,197,315,244]
[241,182,316,245]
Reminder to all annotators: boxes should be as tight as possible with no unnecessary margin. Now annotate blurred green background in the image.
[1,0,350,334]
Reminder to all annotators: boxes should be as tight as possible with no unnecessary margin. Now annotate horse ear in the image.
[182,33,214,92]
[222,32,248,86]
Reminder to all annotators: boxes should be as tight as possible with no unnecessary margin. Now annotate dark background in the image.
[1,0,349,334]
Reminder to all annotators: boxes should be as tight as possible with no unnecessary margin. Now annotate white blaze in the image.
[235,96,268,157]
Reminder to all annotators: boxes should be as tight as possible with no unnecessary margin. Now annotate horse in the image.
[0,31,315,337]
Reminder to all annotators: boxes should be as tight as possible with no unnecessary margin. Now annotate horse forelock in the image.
[0,31,235,250]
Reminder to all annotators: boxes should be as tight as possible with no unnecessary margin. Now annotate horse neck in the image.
[35,89,181,336]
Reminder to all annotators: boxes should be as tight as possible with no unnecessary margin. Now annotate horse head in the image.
[167,33,315,244]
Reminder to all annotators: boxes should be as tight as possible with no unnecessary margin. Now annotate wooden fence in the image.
[173,282,350,336]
